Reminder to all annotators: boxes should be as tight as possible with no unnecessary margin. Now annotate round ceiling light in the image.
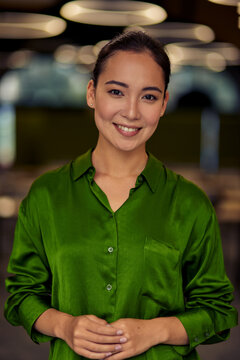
[126,23,215,43]
[208,0,239,5]
[60,1,167,26]
[0,12,67,39]
[54,40,110,67]
[166,42,240,72]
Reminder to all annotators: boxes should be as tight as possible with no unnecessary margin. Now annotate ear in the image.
[160,90,169,117]
[86,79,96,108]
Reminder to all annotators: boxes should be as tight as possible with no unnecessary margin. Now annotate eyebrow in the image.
[105,80,128,88]
[143,86,162,94]
[105,80,162,93]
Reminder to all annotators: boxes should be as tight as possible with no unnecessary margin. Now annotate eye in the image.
[143,94,157,101]
[108,89,123,96]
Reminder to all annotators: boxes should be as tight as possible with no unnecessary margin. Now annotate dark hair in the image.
[92,31,171,94]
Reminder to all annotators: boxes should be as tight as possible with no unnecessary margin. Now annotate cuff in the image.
[18,294,54,344]
[173,308,215,356]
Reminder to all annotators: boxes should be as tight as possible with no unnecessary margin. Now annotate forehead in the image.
[99,50,165,85]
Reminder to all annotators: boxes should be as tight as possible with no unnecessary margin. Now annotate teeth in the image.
[117,124,139,132]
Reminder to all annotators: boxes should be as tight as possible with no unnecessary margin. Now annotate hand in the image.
[106,318,157,360]
[61,314,128,359]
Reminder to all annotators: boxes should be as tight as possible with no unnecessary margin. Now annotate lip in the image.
[113,123,142,137]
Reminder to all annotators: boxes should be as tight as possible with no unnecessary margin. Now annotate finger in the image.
[83,331,128,345]
[75,346,113,359]
[105,350,129,360]
[89,317,123,336]
[86,322,123,336]
[80,339,123,354]
[106,350,130,360]
[108,321,124,335]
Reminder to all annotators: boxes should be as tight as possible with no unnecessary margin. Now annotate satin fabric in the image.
[5,149,237,359]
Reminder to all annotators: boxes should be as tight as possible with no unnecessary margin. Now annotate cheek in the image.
[95,98,117,121]
[144,109,161,128]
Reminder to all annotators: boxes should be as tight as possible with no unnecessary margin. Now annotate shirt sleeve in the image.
[173,209,238,356]
[4,192,53,344]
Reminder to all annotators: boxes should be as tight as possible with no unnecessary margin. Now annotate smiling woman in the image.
[4,31,238,360]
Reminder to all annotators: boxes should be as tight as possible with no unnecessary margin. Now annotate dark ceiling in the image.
[0,0,239,54]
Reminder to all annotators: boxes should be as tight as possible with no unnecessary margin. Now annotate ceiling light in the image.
[0,196,17,218]
[194,25,215,42]
[77,46,96,65]
[127,23,215,43]
[0,12,67,39]
[208,0,239,5]
[166,42,240,72]
[60,1,167,26]
[93,40,110,56]
[54,45,78,64]
[54,40,110,66]
[7,50,34,69]
[206,52,226,72]
[54,44,96,65]
[0,72,20,102]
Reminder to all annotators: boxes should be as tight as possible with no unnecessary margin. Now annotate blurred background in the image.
[0,0,239,359]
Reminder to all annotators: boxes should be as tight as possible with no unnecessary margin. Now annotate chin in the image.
[114,142,144,153]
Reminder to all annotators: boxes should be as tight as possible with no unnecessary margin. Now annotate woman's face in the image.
[87,50,169,153]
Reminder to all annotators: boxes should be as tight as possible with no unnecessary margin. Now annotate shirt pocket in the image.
[141,236,182,318]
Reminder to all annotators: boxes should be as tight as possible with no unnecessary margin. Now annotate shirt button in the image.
[205,332,210,337]
[106,284,112,291]
[194,337,199,343]
[108,247,114,253]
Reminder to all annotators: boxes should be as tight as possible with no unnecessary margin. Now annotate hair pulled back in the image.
[92,31,171,94]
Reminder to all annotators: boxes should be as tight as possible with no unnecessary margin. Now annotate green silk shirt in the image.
[5,149,237,360]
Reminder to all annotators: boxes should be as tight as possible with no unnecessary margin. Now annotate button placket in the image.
[104,211,117,320]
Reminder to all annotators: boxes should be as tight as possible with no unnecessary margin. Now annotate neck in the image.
[92,139,148,178]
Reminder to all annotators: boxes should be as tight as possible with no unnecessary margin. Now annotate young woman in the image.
[5,31,237,360]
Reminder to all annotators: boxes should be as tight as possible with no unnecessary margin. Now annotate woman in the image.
[5,31,237,360]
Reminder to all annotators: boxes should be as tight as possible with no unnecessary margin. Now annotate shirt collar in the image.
[71,148,94,181]
[142,152,163,193]
[71,148,163,193]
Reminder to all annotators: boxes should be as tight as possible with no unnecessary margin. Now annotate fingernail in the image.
[120,337,127,343]
[116,330,123,335]
[105,352,112,357]
[115,344,122,351]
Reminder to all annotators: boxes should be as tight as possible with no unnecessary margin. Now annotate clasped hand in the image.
[63,314,156,359]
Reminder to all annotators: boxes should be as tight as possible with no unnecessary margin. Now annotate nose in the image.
[121,97,140,121]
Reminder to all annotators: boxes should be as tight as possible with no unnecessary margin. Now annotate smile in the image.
[116,124,140,132]
[113,123,142,137]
